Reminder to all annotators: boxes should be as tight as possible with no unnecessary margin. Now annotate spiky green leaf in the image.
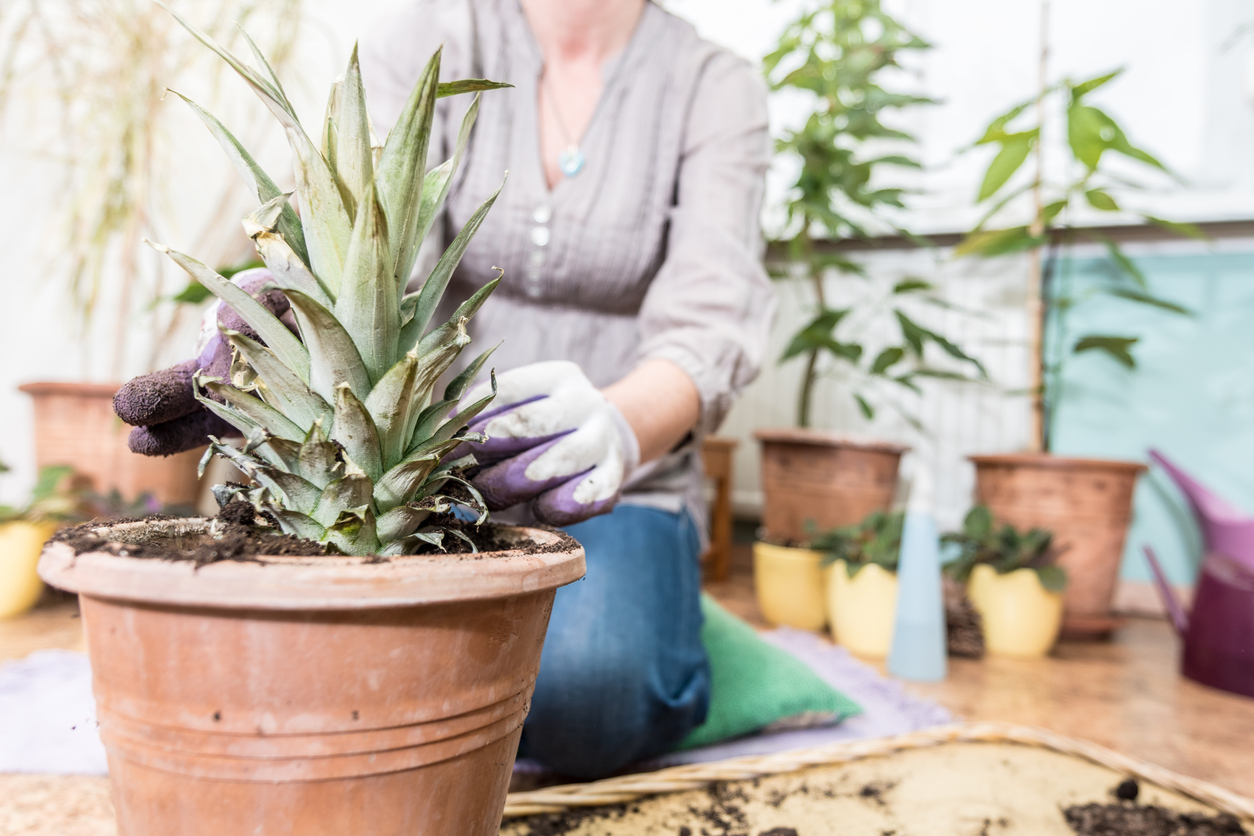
[330,384,383,480]
[152,243,311,383]
[335,184,396,383]
[284,288,371,403]
[225,331,332,431]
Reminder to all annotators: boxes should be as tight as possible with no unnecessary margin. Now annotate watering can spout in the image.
[1143,546,1188,635]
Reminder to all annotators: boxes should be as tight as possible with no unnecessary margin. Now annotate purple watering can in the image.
[1143,449,1254,699]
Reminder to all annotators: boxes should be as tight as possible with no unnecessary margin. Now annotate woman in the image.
[120,0,773,779]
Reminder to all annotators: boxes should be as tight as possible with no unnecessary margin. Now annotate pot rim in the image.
[754,426,909,455]
[969,452,1147,473]
[39,518,586,610]
[18,380,121,398]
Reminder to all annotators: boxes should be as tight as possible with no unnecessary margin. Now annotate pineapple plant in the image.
[151,5,511,557]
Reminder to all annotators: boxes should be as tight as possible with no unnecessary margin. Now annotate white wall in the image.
[2,0,1251,512]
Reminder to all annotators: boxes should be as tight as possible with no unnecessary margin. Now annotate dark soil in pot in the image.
[50,500,551,564]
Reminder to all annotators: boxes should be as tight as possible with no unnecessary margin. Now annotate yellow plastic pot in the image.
[825,559,898,659]
[752,542,827,631]
[0,520,59,618]
[967,564,1064,658]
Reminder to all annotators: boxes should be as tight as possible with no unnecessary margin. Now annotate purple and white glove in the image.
[462,361,640,527]
[114,268,295,456]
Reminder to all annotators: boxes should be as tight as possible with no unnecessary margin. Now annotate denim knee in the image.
[522,634,709,779]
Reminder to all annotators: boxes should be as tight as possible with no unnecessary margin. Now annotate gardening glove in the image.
[459,361,640,527]
[114,268,295,456]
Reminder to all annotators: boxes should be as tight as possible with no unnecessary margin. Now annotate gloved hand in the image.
[461,361,640,527]
[114,268,294,456]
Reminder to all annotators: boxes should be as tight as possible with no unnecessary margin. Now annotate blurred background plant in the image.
[942,504,1066,591]
[955,9,1203,451]
[813,509,904,576]
[0,0,303,379]
[0,461,81,523]
[765,0,985,429]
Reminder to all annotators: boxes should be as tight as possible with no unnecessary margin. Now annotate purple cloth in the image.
[0,650,106,774]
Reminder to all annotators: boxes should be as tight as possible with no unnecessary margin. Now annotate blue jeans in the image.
[518,505,711,779]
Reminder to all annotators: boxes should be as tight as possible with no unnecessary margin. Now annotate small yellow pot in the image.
[825,559,898,659]
[0,520,59,619]
[753,542,827,631]
[967,564,1064,658]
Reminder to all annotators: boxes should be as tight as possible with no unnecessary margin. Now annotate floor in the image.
[2,570,1253,809]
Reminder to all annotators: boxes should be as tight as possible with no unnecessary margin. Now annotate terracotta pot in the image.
[756,428,906,543]
[825,559,898,659]
[38,518,585,836]
[19,381,202,507]
[752,541,827,631]
[0,520,60,618]
[967,565,1064,658]
[970,453,1146,637]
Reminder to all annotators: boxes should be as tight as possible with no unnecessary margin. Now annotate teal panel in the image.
[1047,248,1254,586]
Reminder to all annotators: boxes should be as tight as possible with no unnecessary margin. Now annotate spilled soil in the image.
[1065,779,1247,836]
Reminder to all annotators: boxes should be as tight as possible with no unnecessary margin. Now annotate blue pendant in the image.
[558,145,585,177]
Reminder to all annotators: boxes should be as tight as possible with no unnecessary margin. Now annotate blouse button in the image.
[530,250,546,266]
[525,283,543,299]
[533,205,552,224]
[531,226,550,247]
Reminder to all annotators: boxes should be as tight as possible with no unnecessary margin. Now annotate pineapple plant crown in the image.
[152,4,511,556]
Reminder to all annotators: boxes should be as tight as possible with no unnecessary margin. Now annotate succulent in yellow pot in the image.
[943,506,1066,658]
[0,462,82,618]
[814,510,903,658]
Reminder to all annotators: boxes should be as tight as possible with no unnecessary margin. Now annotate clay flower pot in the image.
[0,520,59,618]
[38,518,585,836]
[824,559,898,659]
[971,454,1145,637]
[752,541,827,631]
[967,565,1064,658]
[756,428,906,543]
[20,382,203,507]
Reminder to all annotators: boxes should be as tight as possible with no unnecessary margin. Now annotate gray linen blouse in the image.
[361,0,775,530]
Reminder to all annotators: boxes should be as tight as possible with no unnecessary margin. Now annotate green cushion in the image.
[675,595,862,751]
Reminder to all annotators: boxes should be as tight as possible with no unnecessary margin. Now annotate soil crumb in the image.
[506,804,632,836]
[1064,802,1247,836]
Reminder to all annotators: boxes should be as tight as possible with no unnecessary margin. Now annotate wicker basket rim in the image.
[502,722,1254,822]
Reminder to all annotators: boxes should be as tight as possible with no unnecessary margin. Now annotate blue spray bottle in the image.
[888,461,947,682]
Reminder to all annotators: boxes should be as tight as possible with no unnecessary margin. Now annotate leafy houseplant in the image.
[814,510,904,577]
[36,9,584,836]
[756,0,982,544]
[942,505,1067,657]
[942,505,1065,592]
[957,53,1173,635]
[957,69,1197,451]
[811,509,904,658]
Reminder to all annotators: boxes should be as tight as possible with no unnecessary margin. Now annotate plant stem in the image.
[1026,0,1050,453]
[797,268,829,428]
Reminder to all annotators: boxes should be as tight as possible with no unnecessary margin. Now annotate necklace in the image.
[541,72,586,178]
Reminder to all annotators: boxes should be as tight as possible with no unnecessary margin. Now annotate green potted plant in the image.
[3,0,303,507]
[943,505,1066,657]
[957,56,1196,635]
[810,510,904,658]
[755,0,983,547]
[37,13,583,836]
[0,462,83,618]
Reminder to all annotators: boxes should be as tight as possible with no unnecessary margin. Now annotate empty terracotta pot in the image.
[756,428,906,543]
[38,518,586,836]
[19,382,202,507]
[971,454,1145,637]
